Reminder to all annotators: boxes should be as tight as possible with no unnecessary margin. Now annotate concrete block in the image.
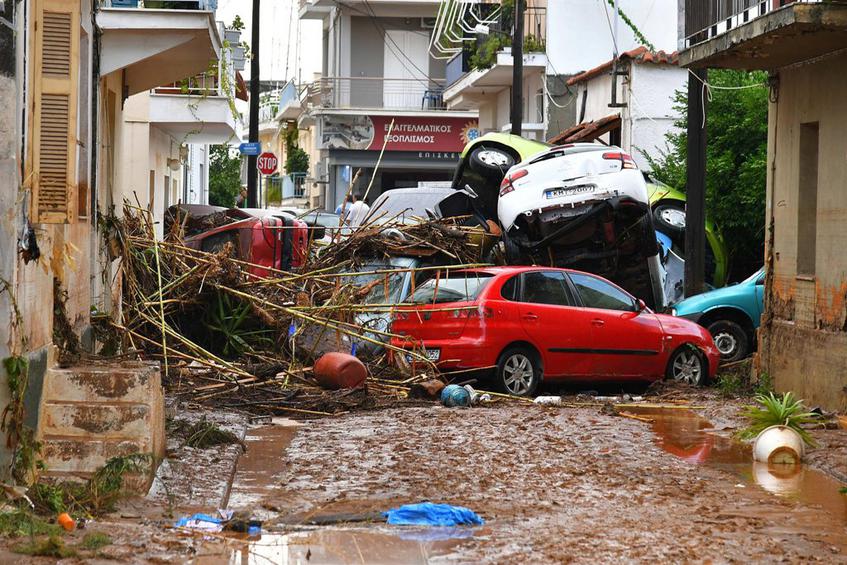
[36,361,165,488]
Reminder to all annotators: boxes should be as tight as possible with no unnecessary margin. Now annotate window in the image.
[28,0,81,223]
[500,275,520,301]
[797,122,819,277]
[569,273,636,312]
[520,271,574,307]
[407,273,493,305]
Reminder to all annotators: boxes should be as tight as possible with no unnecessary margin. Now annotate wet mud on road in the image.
[218,404,846,564]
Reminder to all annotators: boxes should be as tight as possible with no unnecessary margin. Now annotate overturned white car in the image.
[497,143,666,310]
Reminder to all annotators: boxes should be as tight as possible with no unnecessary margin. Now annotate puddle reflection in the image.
[625,406,847,525]
[227,528,472,565]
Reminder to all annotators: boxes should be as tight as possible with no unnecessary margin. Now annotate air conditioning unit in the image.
[421,17,437,29]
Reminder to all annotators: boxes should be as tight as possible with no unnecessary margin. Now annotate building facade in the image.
[0,0,232,478]
[297,0,479,211]
[442,0,681,141]
[553,47,686,170]
[680,0,847,411]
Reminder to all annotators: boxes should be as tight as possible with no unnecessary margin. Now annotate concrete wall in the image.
[546,0,679,76]
[117,92,181,233]
[629,64,686,169]
[760,51,847,412]
[0,0,98,478]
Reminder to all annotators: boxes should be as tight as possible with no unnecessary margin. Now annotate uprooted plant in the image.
[29,453,153,516]
[739,391,819,446]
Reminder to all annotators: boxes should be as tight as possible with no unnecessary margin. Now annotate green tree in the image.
[209,144,242,207]
[283,125,309,174]
[644,70,768,281]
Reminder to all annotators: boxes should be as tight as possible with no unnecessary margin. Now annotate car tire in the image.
[665,345,708,386]
[653,202,686,236]
[496,346,541,397]
[707,320,750,363]
[468,145,516,179]
[502,232,524,265]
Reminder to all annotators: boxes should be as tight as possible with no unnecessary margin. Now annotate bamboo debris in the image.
[111,203,503,417]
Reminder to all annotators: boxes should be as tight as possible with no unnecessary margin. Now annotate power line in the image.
[333,0,434,86]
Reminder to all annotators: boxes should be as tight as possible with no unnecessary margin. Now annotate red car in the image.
[391,266,719,396]
[184,210,308,276]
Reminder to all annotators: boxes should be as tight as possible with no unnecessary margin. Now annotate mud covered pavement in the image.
[210,398,847,564]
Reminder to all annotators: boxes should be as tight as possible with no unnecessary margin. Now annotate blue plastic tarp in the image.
[383,503,484,527]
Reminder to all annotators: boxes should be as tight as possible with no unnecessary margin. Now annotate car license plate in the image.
[545,184,595,199]
[406,349,440,362]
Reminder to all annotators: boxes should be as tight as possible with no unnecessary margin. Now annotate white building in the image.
[551,47,686,170]
[441,0,681,141]
[297,0,480,211]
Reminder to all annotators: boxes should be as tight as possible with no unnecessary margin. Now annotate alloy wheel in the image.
[671,349,703,385]
[502,353,534,395]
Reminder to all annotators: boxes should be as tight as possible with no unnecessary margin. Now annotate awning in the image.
[97,8,221,97]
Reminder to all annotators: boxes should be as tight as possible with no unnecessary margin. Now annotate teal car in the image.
[672,268,764,363]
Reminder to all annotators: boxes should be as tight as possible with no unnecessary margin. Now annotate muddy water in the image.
[222,528,472,564]
[226,418,302,511]
[626,405,847,525]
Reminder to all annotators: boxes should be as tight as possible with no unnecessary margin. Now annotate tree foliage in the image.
[209,144,242,207]
[283,124,309,174]
[644,70,769,281]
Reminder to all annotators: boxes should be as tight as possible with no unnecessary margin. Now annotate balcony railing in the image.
[308,77,448,111]
[103,0,217,9]
[683,0,829,48]
[154,71,221,96]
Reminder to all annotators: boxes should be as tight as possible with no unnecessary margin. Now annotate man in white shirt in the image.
[344,194,370,228]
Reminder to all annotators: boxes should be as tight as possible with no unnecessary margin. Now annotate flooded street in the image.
[205,402,847,564]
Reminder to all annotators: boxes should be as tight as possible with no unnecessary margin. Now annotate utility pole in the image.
[684,69,708,297]
[247,0,261,208]
[510,0,524,135]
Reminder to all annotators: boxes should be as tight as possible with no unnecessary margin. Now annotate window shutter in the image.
[28,0,79,224]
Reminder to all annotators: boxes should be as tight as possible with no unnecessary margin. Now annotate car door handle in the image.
[522,313,539,321]
[591,318,605,327]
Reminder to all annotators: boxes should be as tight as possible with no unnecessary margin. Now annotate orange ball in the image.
[57,512,75,531]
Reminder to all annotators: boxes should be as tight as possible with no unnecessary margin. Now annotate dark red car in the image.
[391,266,720,396]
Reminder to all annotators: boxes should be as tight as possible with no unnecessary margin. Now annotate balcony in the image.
[680,0,847,70]
[304,77,461,113]
[97,2,221,96]
[148,64,239,143]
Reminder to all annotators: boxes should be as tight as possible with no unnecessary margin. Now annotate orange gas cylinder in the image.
[313,353,368,390]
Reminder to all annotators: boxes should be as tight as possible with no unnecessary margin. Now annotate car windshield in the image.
[344,265,408,305]
[407,273,493,305]
[366,190,453,223]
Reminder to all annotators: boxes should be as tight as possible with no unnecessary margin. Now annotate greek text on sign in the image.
[257,152,278,175]
[319,115,479,152]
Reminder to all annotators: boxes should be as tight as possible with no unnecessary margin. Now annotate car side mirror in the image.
[637,299,647,312]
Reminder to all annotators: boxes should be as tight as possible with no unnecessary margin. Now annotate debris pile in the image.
[109,205,493,416]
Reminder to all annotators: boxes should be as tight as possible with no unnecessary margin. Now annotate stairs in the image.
[35,360,165,487]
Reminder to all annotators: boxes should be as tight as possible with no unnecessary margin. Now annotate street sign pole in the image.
[247,0,260,208]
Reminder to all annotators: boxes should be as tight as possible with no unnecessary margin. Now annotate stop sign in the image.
[257,152,278,175]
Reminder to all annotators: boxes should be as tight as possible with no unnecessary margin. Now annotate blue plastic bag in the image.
[383,502,484,526]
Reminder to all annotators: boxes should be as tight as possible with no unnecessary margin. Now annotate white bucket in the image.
[752,425,805,465]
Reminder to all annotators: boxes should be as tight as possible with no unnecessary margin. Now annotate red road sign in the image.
[257,152,278,175]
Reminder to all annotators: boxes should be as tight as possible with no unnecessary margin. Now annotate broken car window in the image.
[569,273,636,312]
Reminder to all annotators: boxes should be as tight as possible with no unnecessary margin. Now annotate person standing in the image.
[345,193,370,228]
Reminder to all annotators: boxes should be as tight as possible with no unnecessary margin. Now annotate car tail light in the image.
[499,168,528,196]
[602,151,638,170]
